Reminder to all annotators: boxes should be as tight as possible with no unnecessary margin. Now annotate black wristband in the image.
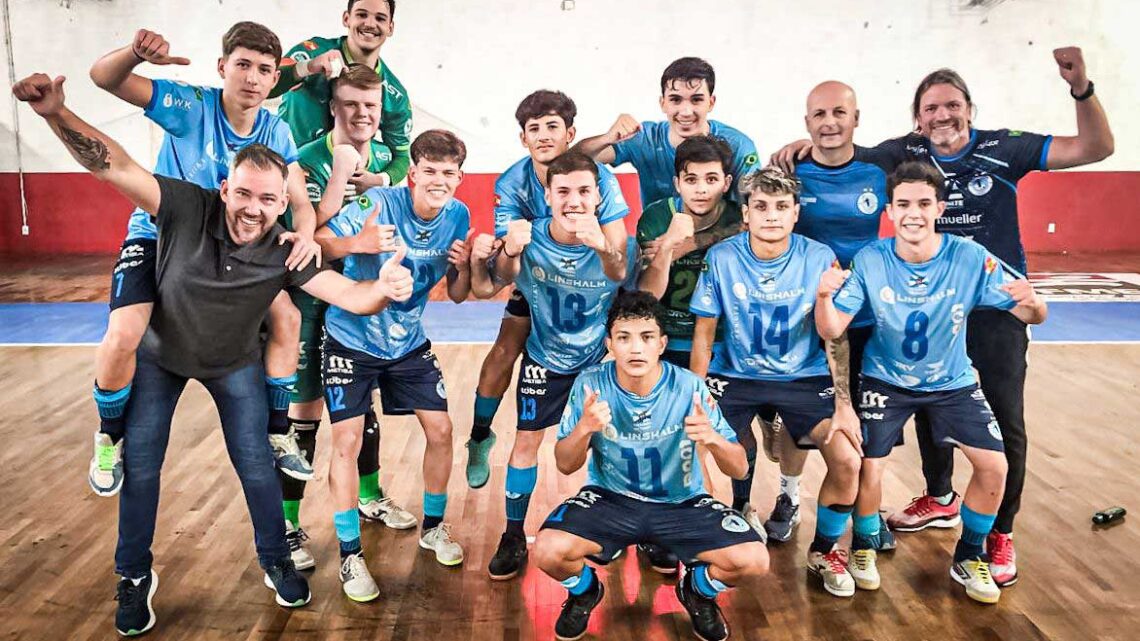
[1071,80,1095,101]
[502,245,520,259]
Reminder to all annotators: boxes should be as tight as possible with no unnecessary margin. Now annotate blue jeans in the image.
[115,352,289,578]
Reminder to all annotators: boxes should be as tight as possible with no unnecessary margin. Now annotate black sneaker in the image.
[764,494,801,543]
[637,543,679,575]
[877,514,897,552]
[263,557,311,607]
[676,567,729,641]
[488,531,528,580]
[115,570,158,636]
[554,577,604,641]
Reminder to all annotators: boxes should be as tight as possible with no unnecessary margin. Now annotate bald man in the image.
[758,82,906,551]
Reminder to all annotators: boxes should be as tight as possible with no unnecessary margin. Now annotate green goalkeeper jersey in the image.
[636,197,742,351]
[273,35,412,184]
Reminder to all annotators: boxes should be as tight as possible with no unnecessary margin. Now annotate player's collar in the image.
[930,129,978,162]
[339,37,383,74]
[325,132,383,172]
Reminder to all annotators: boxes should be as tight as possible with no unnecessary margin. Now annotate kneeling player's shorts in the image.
[516,351,579,431]
[859,377,1004,459]
[708,374,834,451]
[288,287,329,404]
[109,238,157,310]
[322,336,448,423]
[503,286,531,319]
[541,486,763,565]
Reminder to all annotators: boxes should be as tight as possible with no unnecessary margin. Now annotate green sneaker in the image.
[89,432,123,496]
[465,432,496,489]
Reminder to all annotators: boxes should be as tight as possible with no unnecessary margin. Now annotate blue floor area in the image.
[0,301,1137,345]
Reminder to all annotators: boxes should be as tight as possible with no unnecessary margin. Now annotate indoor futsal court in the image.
[1,1,1138,641]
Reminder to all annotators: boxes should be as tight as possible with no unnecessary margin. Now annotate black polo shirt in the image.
[140,176,323,379]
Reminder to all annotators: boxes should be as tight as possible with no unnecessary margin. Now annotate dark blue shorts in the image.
[859,377,1004,459]
[503,286,531,318]
[516,351,578,432]
[109,238,157,310]
[321,336,448,424]
[540,486,763,565]
[708,375,835,451]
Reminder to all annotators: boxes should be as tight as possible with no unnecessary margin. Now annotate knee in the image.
[424,418,453,447]
[269,303,301,342]
[833,451,862,485]
[715,542,769,578]
[977,455,1008,491]
[533,530,577,571]
[331,427,363,459]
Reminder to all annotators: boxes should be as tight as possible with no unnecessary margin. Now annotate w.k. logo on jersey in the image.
[907,274,928,293]
[558,257,577,274]
[968,174,994,196]
[415,230,432,243]
[632,409,653,426]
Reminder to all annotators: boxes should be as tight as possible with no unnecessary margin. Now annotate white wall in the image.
[1,0,1136,173]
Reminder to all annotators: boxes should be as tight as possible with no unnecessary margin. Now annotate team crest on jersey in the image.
[857,189,880,215]
[743,153,759,167]
[388,323,408,340]
[731,282,748,301]
[291,51,311,63]
[968,175,994,196]
[531,266,547,282]
[721,514,751,533]
[878,286,897,305]
[357,194,372,210]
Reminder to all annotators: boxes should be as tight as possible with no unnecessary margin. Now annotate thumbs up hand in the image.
[351,203,398,255]
[578,385,612,435]
[376,244,413,302]
[684,391,717,445]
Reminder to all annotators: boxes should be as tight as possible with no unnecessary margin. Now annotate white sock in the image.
[780,474,801,506]
[934,492,955,506]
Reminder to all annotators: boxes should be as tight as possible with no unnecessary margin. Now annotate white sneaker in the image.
[807,548,856,597]
[339,552,380,602]
[848,548,880,590]
[268,430,314,481]
[359,496,417,530]
[88,432,123,496]
[285,521,315,571]
[419,523,464,566]
[951,557,1001,604]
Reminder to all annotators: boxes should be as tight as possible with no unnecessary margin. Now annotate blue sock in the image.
[266,374,297,435]
[93,382,131,443]
[471,394,501,441]
[423,492,447,531]
[730,449,757,511]
[955,504,996,562]
[505,465,538,535]
[333,508,362,558]
[691,564,728,598]
[560,565,597,596]
[811,504,853,554]
[852,513,881,551]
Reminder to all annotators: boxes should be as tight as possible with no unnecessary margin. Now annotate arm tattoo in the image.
[826,333,852,404]
[60,126,110,172]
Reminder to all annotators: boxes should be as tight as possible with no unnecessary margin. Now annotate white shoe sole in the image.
[358,506,418,530]
[89,461,122,497]
[291,553,316,571]
[116,571,158,637]
[891,514,961,532]
[808,566,855,598]
[419,538,464,566]
[949,566,1000,604]
[278,466,315,482]
[262,573,312,607]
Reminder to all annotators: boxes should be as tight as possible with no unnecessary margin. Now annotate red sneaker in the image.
[986,531,1018,586]
[886,493,961,532]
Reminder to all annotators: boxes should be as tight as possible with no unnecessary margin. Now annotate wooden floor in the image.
[1,343,1138,641]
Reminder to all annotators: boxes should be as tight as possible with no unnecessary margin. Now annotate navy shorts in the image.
[540,486,763,565]
[503,286,531,319]
[109,238,157,310]
[708,375,835,451]
[859,377,1004,459]
[321,336,448,423]
[516,351,578,431]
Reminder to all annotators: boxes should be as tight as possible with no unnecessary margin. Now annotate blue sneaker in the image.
[263,558,311,607]
[115,570,158,636]
[877,514,897,552]
[465,432,496,489]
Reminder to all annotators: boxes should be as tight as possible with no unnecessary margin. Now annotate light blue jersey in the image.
[834,235,1019,391]
[514,218,638,374]
[125,80,299,240]
[493,157,629,238]
[325,187,470,360]
[611,120,759,206]
[558,361,736,503]
[690,233,835,381]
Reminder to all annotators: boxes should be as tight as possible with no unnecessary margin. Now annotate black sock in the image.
[471,422,491,442]
[506,519,526,537]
